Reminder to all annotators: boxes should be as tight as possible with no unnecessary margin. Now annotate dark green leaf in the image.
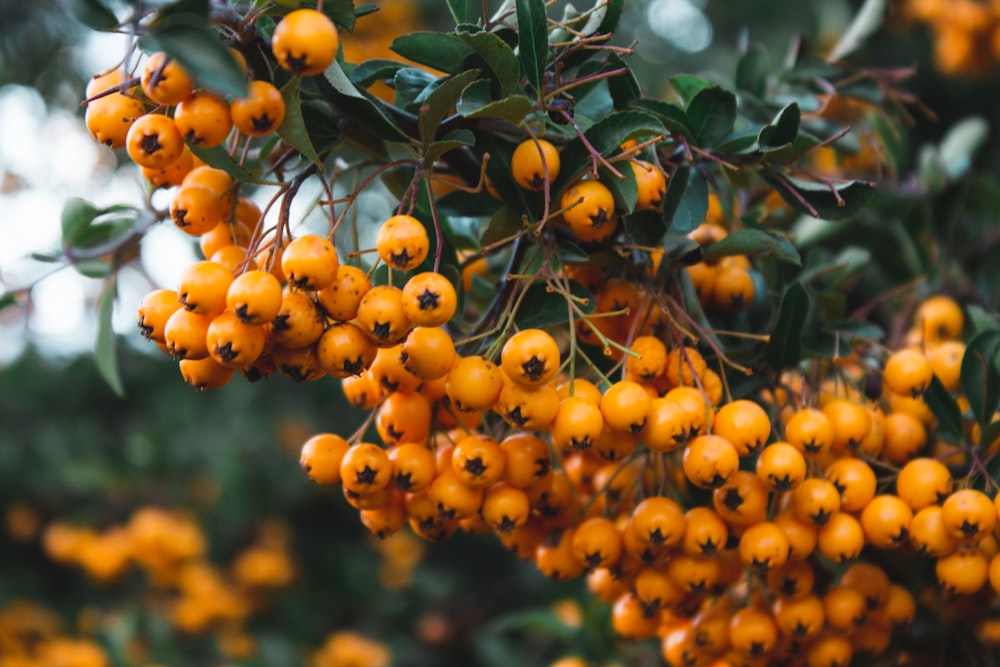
[629,98,692,138]
[766,282,809,370]
[480,206,523,247]
[600,161,637,213]
[825,320,885,340]
[557,241,590,264]
[758,103,800,151]
[424,129,476,165]
[686,85,737,147]
[393,67,439,111]
[923,375,964,443]
[456,31,521,96]
[828,0,887,62]
[595,0,624,34]
[61,198,99,247]
[702,228,801,265]
[960,331,1000,429]
[622,210,666,248]
[735,43,768,97]
[277,78,322,166]
[300,99,342,154]
[445,0,467,23]
[981,421,1000,456]
[322,0,358,30]
[73,258,112,279]
[0,294,16,312]
[654,233,702,276]
[516,0,548,92]
[762,131,822,163]
[515,280,595,329]
[419,70,480,146]
[669,74,711,103]
[967,305,1000,335]
[319,62,409,142]
[390,32,474,73]
[140,15,247,98]
[95,279,124,397]
[553,111,666,190]
[457,81,533,123]
[779,59,840,84]
[607,54,641,109]
[66,0,118,30]
[661,165,707,235]
[714,128,763,155]
[488,610,578,639]
[758,170,875,220]
[188,145,260,183]
[349,59,405,88]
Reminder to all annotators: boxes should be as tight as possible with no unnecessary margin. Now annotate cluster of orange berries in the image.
[296,284,1000,667]
[311,630,393,667]
[906,0,1000,75]
[0,600,109,667]
[42,508,293,660]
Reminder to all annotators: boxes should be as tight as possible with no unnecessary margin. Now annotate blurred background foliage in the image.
[2,0,1000,665]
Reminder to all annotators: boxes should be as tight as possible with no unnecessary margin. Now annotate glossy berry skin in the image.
[299,433,350,485]
[231,80,286,137]
[271,8,339,76]
[511,138,560,190]
[126,113,185,169]
[501,329,561,388]
[375,215,429,271]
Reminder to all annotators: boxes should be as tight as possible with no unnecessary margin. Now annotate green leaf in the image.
[95,279,124,398]
[390,32,474,73]
[418,70,480,146]
[960,331,1000,429]
[349,59,405,88]
[456,31,521,96]
[669,74,711,104]
[758,103,800,152]
[702,228,801,266]
[516,0,548,92]
[457,81,533,123]
[515,280,595,329]
[967,305,1000,335]
[557,241,590,264]
[445,0,467,23]
[654,233,702,276]
[323,0,359,30]
[553,110,666,190]
[66,0,118,30]
[686,85,737,147]
[607,54,641,109]
[923,375,964,443]
[140,15,247,98]
[825,320,885,341]
[61,198,99,247]
[758,171,875,220]
[938,116,988,181]
[393,67,439,111]
[828,0,887,62]
[480,206,523,247]
[319,62,409,142]
[661,165,707,234]
[629,98,692,138]
[600,161,638,213]
[73,259,112,279]
[188,145,260,183]
[424,129,475,165]
[766,282,809,370]
[735,43,768,97]
[277,78,322,166]
[0,294,16,312]
[714,128,763,155]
